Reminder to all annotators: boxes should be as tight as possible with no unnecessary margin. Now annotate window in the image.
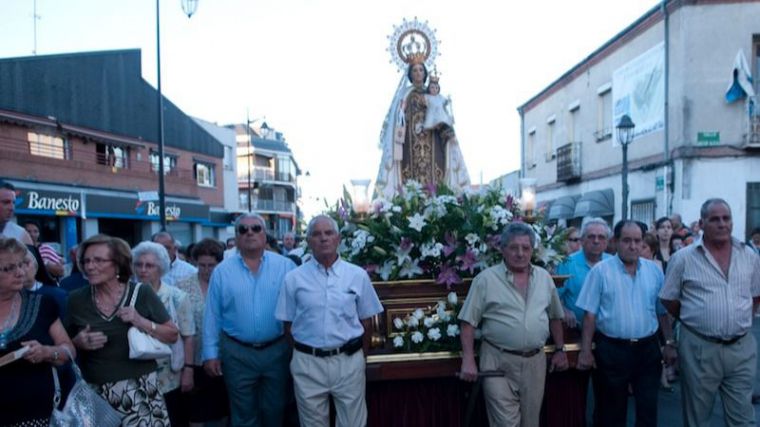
[545,116,556,161]
[747,183,760,236]
[96,143,129,168]
[149,151,177,175]
[526,128,536,168]
[568,104,580,143]
[277,157,294,182]
[195,162,215,187]
[596,85,613,141]
[224,146,234,170]
[28,132,70,160]
[631,199,656,227]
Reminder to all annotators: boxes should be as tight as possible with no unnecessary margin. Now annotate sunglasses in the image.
[237,224,264,235]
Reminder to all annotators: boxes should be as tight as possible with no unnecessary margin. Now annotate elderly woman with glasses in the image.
[0,237,76,426]
[132,241,195,427]
[176,238,230,426]
[66,234,178,426]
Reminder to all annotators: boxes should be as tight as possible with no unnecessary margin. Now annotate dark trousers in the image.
[592,333,662,427]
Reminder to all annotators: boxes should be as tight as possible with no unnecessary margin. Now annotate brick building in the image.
[0,49,234,251]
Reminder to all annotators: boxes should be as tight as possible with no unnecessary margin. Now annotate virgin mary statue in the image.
[375,21,470,200]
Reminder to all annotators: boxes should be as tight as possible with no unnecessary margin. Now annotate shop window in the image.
[28,132,70,160]
[150,151,177,175]
[195,162,215,187]
[96,143,129,168]
[631,199,656,228]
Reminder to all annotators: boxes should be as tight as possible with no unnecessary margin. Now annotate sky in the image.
[0,0,660,218]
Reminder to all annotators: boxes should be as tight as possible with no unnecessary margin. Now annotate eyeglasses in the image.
[0,262,26,274]
[237,224,263,235]
[133,262,158,270]
[82,257,113,266]
[567,238,581,242]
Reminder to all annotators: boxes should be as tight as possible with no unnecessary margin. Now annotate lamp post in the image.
[156,0,198,230]
[616,114,635,220]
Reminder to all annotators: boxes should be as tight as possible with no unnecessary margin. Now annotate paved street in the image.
[610,317,760,426]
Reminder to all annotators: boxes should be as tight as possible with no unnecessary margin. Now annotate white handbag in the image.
[127,283,172,360]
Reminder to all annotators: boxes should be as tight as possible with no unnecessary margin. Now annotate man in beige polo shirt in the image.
[660,198,760,427]
[459,222,568,427]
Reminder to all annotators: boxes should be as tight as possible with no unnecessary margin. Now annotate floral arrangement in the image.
[327,181,569,283]
[391,292,463,353]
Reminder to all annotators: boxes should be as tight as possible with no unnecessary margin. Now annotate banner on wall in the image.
[612,42,665,145]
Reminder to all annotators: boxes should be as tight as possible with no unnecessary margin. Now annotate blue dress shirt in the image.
[576,255,666,339]
[275,258,384,349]
[202,251,295,361]
[555,250,611,324]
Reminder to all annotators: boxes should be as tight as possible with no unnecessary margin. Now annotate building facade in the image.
[0,50,234,251]
[232,123,302,239]
[519,0,760,238]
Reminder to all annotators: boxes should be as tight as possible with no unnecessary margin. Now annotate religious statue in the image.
[375,18,470,199]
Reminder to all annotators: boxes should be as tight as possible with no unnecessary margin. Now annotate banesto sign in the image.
[146,202,181,220]
[26,191,80,215]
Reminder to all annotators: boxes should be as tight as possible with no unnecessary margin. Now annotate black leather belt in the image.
[597,332,658,346]
[484,338,542,358]
[681,323,747,345]
[224,332,283,350]
[294,337,363,358]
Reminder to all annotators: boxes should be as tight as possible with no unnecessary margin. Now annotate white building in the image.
[518,0,760,238]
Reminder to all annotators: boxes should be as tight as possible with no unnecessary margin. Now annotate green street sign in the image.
[697,131,720,146]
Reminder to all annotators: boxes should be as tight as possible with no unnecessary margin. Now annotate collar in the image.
[694,236,743,252]
[501,261,533,280]
[613,254,641,273]
[235,250,268,268]
[311,256,342,278]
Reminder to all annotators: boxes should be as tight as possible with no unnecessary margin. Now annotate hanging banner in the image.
[612,42,665,145]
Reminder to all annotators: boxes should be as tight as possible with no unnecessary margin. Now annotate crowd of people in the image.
[1,171,759,427]
[0,179,383,427]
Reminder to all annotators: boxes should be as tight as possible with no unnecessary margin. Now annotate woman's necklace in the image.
[92,283,126,321]
[0,293,20,350]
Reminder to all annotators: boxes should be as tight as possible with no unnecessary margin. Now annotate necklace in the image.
[92,283,127,321]
[0,293,20,350]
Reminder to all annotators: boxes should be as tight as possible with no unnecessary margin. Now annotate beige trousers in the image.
[679,327,757,427]
[290,350,367,427]
[480,341,546,427]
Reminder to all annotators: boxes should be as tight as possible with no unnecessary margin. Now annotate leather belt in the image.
[680,322,747,345]
[484,338,542,358]
[224,332,283,350]
[294,337,363,358]
[597,332,658,346]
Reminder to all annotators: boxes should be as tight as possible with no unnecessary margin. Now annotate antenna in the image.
[32,0,41,55]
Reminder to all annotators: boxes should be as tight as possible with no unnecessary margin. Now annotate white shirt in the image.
[275,258,383,348]
[162,258,197,287]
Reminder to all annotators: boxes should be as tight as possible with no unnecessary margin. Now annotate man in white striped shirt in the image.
[660,198,760,427]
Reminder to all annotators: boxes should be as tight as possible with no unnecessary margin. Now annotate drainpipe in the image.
[662,0,671,215]
[518,106,525,179]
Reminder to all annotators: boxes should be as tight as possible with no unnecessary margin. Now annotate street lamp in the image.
[616,114,635,220]
[156,0,198,230]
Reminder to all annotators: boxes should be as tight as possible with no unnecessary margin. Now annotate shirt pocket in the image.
[337,290,358,320]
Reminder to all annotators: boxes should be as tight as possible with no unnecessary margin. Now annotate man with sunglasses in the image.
[202,213,296,427]
[276,215,383,427]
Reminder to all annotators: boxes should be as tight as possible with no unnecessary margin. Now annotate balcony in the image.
[238,198,295,213]
[237,167,296,184]
[556,142,582,182]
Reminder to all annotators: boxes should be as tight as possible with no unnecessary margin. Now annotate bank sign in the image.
[15,189,82,217]
[87,194,209,223]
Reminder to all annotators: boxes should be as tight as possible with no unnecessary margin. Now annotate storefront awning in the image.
[547,195,579,220]
[573,189,615,218]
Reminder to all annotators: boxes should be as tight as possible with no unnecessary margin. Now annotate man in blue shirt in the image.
[202,213,296,427]
[555,217,611,328]
[576,220,677,427]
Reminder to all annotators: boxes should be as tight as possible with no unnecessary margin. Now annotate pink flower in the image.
[505,194,514,210]
[456,249,479,275]
[424,182,437,196]
[443,232,458,257]
[436,264,462,289]
[486,234,501,249]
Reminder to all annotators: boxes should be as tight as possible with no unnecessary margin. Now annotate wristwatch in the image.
[52,349,60,362]
[555,344,567,352]
[665,339,677,347]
